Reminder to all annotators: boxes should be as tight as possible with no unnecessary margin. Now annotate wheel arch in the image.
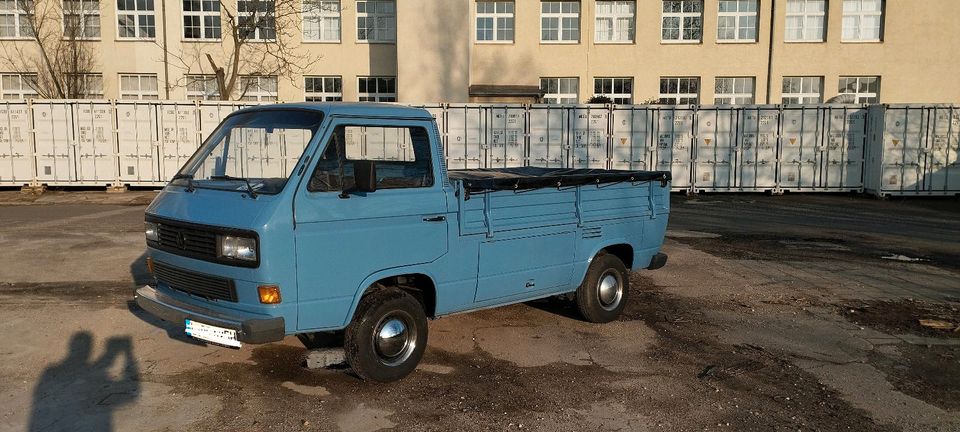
[345,270,439,327]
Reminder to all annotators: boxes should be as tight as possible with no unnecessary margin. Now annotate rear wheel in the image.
[344,288,428,382]
[576,253,629,323]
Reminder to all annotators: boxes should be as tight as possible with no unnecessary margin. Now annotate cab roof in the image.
[231,102,434,120]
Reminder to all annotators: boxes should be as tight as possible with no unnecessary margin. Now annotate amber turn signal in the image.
[258,285,282,304]
[145,257,154,274]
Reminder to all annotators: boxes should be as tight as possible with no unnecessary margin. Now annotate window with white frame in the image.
[781,76,822,104]
[661,0,701,42]
[540,77,578,104]
[0,73,38,99]
[838,76,880,103]
[356,1,395,42]
[842,0,882,41]
[476,1,514,42]
[717,0,757,42]
[540,1,579,43]
[714,77,755,104]
[304,76,342,101]
[303,0,340,41]
[237,0,276,40]
[186,75,219,99]
[659,77,699,104]
[117,0,155,39]
[785,0,825,42]
[593,77,632,104]
[358,76,396,101]
[182,0,221,39]
[119,74,159,99]
[239,75,278,101]
[595,1,634,43]
[62,0,100,39]
[69,73,102,98]
[0,0,35,38]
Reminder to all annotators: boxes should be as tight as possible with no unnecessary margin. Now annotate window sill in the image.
[116,37,157,42]
[540,40,581,45]
[716,39,758,44]
[784,39,826,44]
[475,40,515,45]
[660,40,702,45]
[840,39,883,44]
[0,36,34,41]
[181,38,223,43]
[61,37,102,41]
[302,39,342,44]
[594,41,635,45]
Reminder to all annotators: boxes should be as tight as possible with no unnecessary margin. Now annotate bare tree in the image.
[0,0,100,98]
[165,0,322,100]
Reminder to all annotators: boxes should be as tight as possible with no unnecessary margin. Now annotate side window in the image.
[309,125,434,192]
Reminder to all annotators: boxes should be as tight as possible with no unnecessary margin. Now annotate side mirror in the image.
[354,160,377,193]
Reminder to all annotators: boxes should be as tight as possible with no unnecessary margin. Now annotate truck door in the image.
[292,118,449,330]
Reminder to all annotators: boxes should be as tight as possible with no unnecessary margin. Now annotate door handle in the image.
[422,215,446,222]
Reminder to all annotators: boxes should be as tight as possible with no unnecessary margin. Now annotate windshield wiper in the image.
[210,175,258,199]
[171,173,194,192]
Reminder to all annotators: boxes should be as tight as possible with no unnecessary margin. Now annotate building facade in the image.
[1,0,958,103]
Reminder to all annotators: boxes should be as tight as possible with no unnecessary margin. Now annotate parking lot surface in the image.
[0,191,958,431]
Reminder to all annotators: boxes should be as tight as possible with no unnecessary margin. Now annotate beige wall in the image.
[1,0,958,103]
[396,0,471,103]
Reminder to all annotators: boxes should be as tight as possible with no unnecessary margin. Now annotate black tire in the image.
[344,288,428,382]
[576,253,630,323]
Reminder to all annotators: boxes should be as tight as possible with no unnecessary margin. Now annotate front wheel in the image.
[576,253,630,323]
[344,288,428,382]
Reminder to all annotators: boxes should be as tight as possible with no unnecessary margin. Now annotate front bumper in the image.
[135,285,285,344]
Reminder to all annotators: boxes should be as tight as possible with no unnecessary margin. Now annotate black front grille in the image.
[145,215,260,268]
[154,262,238,302]
[156,223,218,257]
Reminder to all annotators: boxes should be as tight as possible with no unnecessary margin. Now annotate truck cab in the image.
[135,103,670,382]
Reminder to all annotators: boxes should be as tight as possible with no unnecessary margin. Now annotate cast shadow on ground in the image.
[28,332,140,432]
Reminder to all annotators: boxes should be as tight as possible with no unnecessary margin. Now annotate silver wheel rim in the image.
[372,311,417,366]
[597,270,623,311]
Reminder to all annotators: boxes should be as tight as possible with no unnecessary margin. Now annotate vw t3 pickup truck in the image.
[135,103,670,382]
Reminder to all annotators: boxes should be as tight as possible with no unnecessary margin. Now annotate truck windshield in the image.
[171,110,323,195]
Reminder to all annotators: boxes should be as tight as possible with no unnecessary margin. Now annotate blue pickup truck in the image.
[135,103,671,382]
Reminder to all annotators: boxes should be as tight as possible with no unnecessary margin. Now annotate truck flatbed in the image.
[449,167,671,192]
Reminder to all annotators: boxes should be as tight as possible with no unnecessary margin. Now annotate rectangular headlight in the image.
[219,235,257,261]
[145,222,159,242]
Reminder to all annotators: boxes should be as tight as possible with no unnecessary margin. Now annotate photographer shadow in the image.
[28,332,140,432]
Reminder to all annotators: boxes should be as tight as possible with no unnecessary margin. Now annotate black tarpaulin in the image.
[448,167,671,192]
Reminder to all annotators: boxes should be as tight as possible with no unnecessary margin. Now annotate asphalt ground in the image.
[0,190,958,432]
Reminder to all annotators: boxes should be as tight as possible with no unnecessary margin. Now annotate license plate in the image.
[185,319,241,348]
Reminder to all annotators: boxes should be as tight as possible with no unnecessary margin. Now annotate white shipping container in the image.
[610,107,654,171]
[486,106,526,168]
[0,102,34,184]
[527,105,567,168]
[157,103,200,180]
[654,107,694,191]
[865,105,960,197]
[32,102,75,184]
[569,106,609,169]
[778,107,822,190]
[73,102,118,184]
[737,107,779,191]
[694,107,737,191]
[446,105,485,169]
[822,107,867,190]
[117,103,161,184]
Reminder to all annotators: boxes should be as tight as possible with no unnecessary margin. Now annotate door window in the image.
[309,125,434,192]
